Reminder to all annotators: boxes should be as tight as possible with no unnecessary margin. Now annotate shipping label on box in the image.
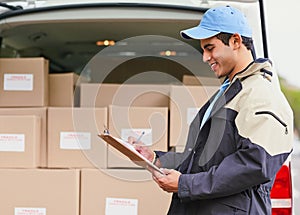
[60,132,91,150]
[0,134,25,152]
[4,74,33,91]
[14,207,46,215]
[105,198,138,215]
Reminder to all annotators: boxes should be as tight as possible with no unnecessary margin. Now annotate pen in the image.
[135,131,145,143]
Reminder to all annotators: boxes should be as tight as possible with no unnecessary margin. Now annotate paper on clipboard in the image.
[98,133,165,175]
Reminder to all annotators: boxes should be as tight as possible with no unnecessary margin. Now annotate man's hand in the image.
[127,136,155,163]
[153,169,181,193]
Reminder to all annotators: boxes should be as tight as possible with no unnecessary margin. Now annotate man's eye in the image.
[206,47,213,51]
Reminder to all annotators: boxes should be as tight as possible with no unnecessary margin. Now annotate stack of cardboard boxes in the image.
[0,58,80,215]
[0,57,218,215]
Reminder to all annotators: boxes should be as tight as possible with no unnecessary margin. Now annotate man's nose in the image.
[202,52,211,63]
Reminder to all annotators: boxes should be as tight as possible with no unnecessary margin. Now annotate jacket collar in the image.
[232,58,273,82]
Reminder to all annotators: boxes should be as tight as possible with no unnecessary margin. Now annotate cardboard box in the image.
[182,74,221,86]
[0,107,47,167]
[47,107,107,168]
[0,169,80,215]
[169,85,218,147]
[0,57,49,107]
[107,105,168,168]
[0,115,41,168]
[80,169,172,215]
[80,83,170,108]
[49,72,79,107]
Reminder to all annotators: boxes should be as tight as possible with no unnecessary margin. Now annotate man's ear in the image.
[231,33,242,49]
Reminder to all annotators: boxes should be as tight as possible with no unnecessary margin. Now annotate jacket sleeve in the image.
[154,151,182,169]
[178,81,293,200]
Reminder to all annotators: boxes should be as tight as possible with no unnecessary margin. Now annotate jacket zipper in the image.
[255,111,288,134]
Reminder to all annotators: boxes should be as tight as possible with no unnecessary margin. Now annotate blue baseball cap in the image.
[180,5,252,40]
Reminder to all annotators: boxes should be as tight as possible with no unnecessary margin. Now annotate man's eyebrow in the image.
[203,44,213,49]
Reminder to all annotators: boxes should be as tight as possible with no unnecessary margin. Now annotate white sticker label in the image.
[187,107,200,125]
[60,132,91,150]
[105,198,138,215]
[15,207,46,215]
[0,134,25,152]
[4,74,33,91]
[121,128,152,146]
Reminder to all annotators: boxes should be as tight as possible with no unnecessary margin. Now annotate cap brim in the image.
[180,26,220,40]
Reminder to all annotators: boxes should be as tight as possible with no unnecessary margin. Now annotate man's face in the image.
[200,36,236,79]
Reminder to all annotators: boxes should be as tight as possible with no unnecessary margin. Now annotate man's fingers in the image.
[127,136,136,144]
[161,168,172,175]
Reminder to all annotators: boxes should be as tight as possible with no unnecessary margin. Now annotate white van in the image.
[0,0,293,214]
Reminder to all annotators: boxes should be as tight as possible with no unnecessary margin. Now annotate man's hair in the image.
[199,32,256,58]
[216,32,253,50]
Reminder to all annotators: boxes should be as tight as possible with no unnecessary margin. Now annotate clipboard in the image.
[98,133,165,175]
